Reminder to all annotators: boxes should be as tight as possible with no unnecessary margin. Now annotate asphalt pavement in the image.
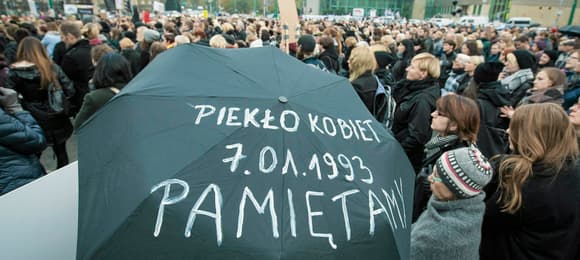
[40,133,78,173]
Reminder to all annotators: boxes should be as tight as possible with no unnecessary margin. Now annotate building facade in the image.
[419,0,579,26]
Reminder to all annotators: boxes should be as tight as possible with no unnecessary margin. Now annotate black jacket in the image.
[60,39,94,115]
[6,63,75,145]
[481,160,580,260]
[476,81,511,158]
[392,77,440,173]
[319,47,339,74]
[351,71,378,115]
[121,48,141,77]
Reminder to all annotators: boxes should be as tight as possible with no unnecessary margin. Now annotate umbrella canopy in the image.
[77,45,414,260]
[559,25,580,37]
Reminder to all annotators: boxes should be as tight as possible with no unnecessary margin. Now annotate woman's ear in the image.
[448,121,458,132]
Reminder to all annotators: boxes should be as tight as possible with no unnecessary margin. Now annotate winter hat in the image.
[222,34,236,46]
[143,29,161,43]
[512,49,537,71]
[543,50,559,62]
[435,146,493,199]
[474,62,505,84]
[298,34,316,53]
[374,51,395,69]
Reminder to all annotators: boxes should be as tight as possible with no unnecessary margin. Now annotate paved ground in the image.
[40,133,78,173]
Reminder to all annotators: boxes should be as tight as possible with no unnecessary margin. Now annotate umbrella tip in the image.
[278,96,288,103]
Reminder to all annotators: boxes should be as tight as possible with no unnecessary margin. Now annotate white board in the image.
[0,162,78,260]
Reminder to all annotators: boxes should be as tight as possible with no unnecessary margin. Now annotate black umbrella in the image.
[77,45,414,259]
[559,25,580,37]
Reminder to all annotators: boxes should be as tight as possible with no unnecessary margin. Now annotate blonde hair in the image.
[455,33,465,51]
[82,23,100,40]
[344,36,357,48]
[209,35,227,48]
[119,38,134,49]
[411,52,441,79]
[174,35,190,46]
[469,55,485,67]
[348,47,376,81]
[381,35,395,53]
[506,53,518,68]
[498,103,578,214]
[221,22,234,33]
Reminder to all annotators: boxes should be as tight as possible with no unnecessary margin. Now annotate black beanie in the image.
[512,50,537,71]
[374,51,395,69]
[543,50,559,62]
[474,62,505,84]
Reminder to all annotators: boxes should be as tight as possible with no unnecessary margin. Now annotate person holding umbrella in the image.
[392,52,441,173]
[411,146,493,259]
[480,103,580,260]
[0,87,46,195]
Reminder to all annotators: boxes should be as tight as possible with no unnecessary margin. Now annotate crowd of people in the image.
[0,12,579,259]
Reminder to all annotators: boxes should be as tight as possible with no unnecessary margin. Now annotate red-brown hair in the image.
[436,94,481,143]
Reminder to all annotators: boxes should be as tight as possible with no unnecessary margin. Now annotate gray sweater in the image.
[410,193,486,260]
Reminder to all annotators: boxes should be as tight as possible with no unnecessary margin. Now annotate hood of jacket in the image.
[9,63,41,81]
[477,81,511,107]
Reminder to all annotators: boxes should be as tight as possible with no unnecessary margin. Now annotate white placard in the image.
[64,4,78,15]
[352,8,364,17]
[0,162,78,260]
[153,1,165,13]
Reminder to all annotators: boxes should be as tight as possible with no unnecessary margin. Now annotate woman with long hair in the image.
[391,39,415,81]
[5,36,75,169]
[348,46,379,117]
[413,94,481,222]
[480,103,580,259]
[500,67,567,118]
[74,53,132,129]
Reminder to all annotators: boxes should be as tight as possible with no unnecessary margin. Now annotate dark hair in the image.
[514,35,529,43]
[93,53,132,89]
[399,39,416,60]
[462,40,481,55]
[319,36,334,49]
[260,29,270,42]
[443,39,456,49]
[60,21,82,39]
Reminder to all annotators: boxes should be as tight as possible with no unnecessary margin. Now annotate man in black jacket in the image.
[59,21,94,116]
[392,53,441,173]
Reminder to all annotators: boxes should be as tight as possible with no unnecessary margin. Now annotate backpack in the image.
[372,75,396,129]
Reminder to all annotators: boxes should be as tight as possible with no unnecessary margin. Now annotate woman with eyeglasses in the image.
[411,145,493,259]
[480,103,580,260]
[563,49,580,111]
[413,94,481,222]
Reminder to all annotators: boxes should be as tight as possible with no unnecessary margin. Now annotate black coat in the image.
[476,81,511,158]
[6,63,75,145]
[60,39,94,115]
[351,71,378,115]
[52,41,67,66]
[121,48,141,77]
[392,78,440,173]
[481,160,580,260]
[319,47,339,74]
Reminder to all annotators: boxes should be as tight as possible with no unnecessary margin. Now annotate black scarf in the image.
[423,134,460,166]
